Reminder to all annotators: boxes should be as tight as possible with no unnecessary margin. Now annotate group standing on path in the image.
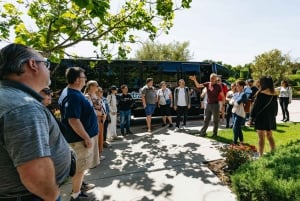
[0,43,294,201]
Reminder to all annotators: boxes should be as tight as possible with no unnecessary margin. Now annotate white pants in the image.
[107,113,117,138]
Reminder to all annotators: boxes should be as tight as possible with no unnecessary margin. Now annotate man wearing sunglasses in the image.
[0,43,71,200]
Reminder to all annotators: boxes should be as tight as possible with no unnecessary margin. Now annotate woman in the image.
[276,80,292,122]
[107,85,122,141]
[249,76,278,156]
[225,83,236,128]
[230,80,247,145]
[84,80,106,160]
[157,81,173,127]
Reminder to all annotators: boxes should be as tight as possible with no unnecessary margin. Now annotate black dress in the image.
[251,92,278,130]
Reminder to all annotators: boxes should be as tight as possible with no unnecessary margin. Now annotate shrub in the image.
[231,140,300,201]
[220,144,257,172]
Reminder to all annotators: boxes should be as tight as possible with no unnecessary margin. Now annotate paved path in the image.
[60,100,300,201]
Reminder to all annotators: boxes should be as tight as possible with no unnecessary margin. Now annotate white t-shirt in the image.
[177,88,187,106]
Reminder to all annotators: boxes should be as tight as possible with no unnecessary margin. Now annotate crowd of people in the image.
[0,43,293,200]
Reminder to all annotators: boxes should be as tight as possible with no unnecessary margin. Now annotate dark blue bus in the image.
[51,59,230,117]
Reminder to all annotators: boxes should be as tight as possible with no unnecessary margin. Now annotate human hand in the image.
[84,138,92,148]
[189,75,196,81]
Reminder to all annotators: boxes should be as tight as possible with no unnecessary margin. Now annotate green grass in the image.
[207,122,300,152]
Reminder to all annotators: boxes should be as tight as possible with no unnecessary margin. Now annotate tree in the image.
[134,40,192,61]
[0,0,192,62]
[250,49,292,81]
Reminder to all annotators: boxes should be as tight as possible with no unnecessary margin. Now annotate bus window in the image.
[159,62,179,89]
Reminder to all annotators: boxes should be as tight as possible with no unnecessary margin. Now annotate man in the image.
[0,43,71,200]
[118,84,134,136]
[59,67,99,201]
[189,73,225,137]
[141,78,157,133]
[173,79,191,131]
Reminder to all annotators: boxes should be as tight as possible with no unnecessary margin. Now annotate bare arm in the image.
[142,94,146,108]
[189,75,204,88]
[17,157,59,201]
[68,118,92,148]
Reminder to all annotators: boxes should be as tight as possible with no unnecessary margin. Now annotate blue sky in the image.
[152,0,300,66]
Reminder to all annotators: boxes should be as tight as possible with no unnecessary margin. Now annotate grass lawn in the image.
[206,122,300,152]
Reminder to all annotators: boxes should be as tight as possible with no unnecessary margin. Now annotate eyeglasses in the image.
[35,60,51,69]
[42,88,53,95]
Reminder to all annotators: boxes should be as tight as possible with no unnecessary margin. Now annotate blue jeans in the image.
[232,113,244,144]
[120,110,131,132]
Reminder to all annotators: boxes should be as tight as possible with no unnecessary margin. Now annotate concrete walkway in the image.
[60,100,300,201]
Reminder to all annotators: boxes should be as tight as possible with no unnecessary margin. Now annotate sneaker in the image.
[103,141,112,148]
[199,132,207,137]
[168,124,173,128]
[112,136,123,140]
[106,137,114,142]
[126,130,133,135]
[182,124,186,129]
[80,182,95,192]
[162,124,166,127]
[174,127,179,132]
[147,129,152,133]
[70,191,92,201]
[212,134,218,138]
[100,155,106,161]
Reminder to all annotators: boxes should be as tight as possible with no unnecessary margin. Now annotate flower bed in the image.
[220,143,257,172]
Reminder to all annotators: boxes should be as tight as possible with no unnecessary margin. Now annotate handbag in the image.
[69,149,77,177]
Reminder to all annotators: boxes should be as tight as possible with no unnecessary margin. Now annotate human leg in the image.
[183,106,188,126]
[200,104,212,135]
[283,98,290,121]
[70,140,98,198]
[175,106,183,127]
[257,130,266,156]
[237,116,244,143]
[232,114,238,144]
[71,171,85,197]
[146,115,152,131]
[119,110,126,135]
[279,97,285,120]
[212,103,220,136]
[266,130,275,152]
[125,110,132,133]
[162,116,167,125]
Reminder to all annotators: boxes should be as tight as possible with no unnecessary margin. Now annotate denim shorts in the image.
[145,104,156,116]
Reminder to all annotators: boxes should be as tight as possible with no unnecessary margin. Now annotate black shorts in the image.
[159,104,171,116]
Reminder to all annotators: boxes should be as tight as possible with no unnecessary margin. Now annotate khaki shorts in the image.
[69,135,100,172]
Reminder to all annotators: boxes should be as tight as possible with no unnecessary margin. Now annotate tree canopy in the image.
[0,0,192,62]
[134,40,192,61]
[250,49,292,81]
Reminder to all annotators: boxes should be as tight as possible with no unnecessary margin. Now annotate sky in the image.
[151,0,300,66]
[1,0,300,66]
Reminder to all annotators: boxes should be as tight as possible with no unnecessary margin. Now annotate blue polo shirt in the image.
[58,87,98,143]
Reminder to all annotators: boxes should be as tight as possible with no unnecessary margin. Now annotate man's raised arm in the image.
[189,75,204,88]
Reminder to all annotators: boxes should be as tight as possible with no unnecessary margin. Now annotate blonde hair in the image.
[84,80,98,94]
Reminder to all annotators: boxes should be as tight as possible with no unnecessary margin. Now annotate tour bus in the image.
[51,59,230,117]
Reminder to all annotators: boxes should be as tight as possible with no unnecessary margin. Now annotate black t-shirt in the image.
[118,93,133,111]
